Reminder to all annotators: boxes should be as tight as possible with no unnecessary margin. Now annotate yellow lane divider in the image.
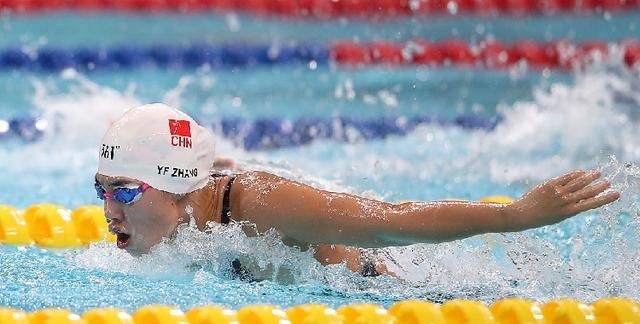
[0,204,115,247]
[0,298,638,324]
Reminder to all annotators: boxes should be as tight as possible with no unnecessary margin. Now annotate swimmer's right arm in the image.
[228,170,619,248]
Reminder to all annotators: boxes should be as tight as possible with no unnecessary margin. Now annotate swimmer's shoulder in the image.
[218,171,284,223]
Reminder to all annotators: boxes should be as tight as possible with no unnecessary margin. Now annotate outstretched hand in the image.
[507,170,620,231]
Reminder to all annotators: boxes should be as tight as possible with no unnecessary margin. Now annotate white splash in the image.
[32,68,140,146]
[470,65,640,183]
[0,70,142,208]
[71,220,327,283]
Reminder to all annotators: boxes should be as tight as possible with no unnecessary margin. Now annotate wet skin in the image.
[94,173,372,273]
[95,169,619,276]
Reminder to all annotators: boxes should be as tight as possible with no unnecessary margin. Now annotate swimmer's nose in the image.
[104,199,124,224]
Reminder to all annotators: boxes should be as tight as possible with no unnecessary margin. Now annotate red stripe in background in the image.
[1,0,639,16]
[330,39,636,70]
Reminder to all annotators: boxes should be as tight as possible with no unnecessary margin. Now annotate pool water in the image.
[0,12,639,313]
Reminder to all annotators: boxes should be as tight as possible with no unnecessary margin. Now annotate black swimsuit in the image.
[215,175,252,280]
[360,258,381,277]
[218,175,380,279]
[219,175,236,226]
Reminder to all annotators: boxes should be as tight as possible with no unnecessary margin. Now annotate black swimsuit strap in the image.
[220,176,237,225]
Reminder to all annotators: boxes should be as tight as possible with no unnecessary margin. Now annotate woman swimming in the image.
[94,103,620,277]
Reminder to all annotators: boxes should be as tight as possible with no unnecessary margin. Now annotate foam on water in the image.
[32,69,139,145]
[472,61,640,183]
[0,70,141,206]
[71,220,325,283]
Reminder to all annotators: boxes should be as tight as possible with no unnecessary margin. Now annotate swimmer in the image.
[94,103,620,278]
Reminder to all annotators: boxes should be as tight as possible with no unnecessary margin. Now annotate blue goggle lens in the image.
[111,188,139,203]
[95,183,147,204]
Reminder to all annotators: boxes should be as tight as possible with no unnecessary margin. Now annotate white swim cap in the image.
[97,103,215,194]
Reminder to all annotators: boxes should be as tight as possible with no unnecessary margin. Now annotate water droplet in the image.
[447,1,459,15]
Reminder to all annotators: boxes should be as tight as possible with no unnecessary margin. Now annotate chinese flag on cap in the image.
[168,119,192,137]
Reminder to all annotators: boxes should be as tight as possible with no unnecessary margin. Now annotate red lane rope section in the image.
[1,0,639,16]
[331,39,640,69]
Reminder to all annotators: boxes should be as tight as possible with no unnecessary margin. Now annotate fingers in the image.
[551,170,587,186]
[564,180,610,203]
[559,169,619,214]
[561,171,601,194]
[568,191,620,214]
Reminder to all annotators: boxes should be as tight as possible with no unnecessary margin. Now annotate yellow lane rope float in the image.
[0,298,638,323]
[0,204,115,247]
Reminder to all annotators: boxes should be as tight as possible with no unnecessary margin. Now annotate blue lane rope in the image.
[0,114,501,150]
[0,43,330,71]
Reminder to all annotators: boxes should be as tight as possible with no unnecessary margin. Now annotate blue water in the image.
[0,66,564,119]
[1,12,640,313]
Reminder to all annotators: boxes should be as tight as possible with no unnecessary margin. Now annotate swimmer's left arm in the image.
[386,170,620,244]
[229,170,619,248]
[230,171,417,247]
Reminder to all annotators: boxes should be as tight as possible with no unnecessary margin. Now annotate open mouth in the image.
[116,233,131,249]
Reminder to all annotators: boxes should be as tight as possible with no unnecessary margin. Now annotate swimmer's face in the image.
[95,173,184,255]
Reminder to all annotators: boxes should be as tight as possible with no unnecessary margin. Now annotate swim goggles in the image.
[95,182,151,205]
